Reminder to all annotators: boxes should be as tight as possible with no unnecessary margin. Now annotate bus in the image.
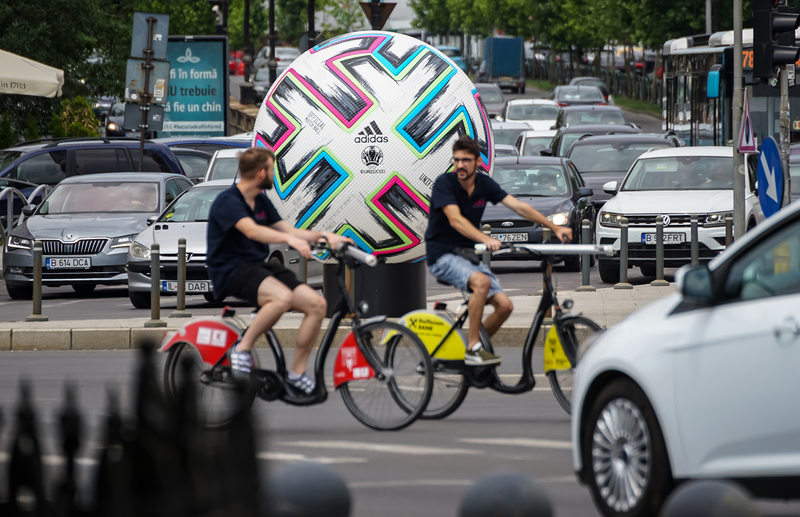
[662,30,800,147]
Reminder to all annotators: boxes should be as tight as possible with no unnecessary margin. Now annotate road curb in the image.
[0,325,555,351]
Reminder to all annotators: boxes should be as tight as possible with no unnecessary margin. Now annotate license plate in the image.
[641,233,686,245]
[127,131,141,138]
[45,257,91,269]
[501,76,512,82]
[491,233,528,242]
[162,281,211,293]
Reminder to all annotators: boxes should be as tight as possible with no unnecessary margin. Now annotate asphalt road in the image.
[2,350,800,516]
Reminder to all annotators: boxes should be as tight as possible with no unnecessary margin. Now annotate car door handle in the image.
[773,317,800,341]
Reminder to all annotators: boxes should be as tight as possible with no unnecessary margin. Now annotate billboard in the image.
[160,36,229,137]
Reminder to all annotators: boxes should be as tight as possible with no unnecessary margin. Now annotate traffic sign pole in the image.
[781,65,791,207]
[733,0,745,240]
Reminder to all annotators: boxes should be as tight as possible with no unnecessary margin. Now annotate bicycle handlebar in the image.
[474,242,613,256]
[311,242,378,267]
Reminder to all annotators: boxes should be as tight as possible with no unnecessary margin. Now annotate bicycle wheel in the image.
[339,321,433,431]
[547,316,602,414]
[163,341,258,428]
[420,359,469,419]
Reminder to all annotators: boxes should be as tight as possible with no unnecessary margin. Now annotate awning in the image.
[0,49,64,98]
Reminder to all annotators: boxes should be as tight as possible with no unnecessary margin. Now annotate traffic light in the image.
[753,0,800,79]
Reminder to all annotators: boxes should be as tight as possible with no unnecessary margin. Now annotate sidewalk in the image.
[0,284,676,351]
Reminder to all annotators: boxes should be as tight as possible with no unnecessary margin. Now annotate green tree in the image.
[25,113,41,142]
[410,0,452,35]
[277,0,309,45]
[322,0,367,35]
[0,112,15,149]
[49,97,101,138]
[228,0,270,51]
[134,0,216,35]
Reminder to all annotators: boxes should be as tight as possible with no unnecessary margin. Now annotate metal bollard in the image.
[482,223,492,267]
[614,217,633,289]
[269,463,351,517]
[460,473,553,517]
[651,219,669,286]
[691,213,699,266]
[145,242,166,328]
[299,255,308,283]
[661,480,757,517]
[170,238,191,318]
[576,219,595,292]
[725,212,733,246]
[26,240,48,322]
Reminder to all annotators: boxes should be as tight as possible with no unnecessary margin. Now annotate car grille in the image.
[483,220,535,229]
[42,239,108,255]
[41,266,125,280]
[628,243,718,260]
[624,214,702,227]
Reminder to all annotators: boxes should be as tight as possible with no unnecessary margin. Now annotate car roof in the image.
[556,85,601,92]
[7,138,169,152]
[559,105,623,113]
[638,146,732,159]
[505,99,559,106]
[198,179,236,188]
[153,136,251,146]
[58,172,182,184]
[522,130,558,137]
[560,124,638,134]
[495,156,566,166]
[569,134,676,145]
[491,121,531,129]
[212,148,247,158]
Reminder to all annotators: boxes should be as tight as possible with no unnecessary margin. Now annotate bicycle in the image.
[400,242,612,417]
[160,243,434,431]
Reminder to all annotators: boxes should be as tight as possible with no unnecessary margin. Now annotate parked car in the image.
[595,146,764,283]
[555,105,627,128]
[3,172,193,299]
[481,156,594,270]
[153,135,251,155]
[573,199,800,517]
[170,149,213,184]
[495,144,519,157]
[474,83,505,119]
[251,66,289,104]
[253,46,301,71]
[491,121,531,147]
[204,148,247,182]
[126,179,323,308]
[435,46,468,73]
[514,130,557,156]
[565,133,683,209]
[495,99,560,130]
[545,124,641,157]
[569,76,614,104]
[549,85,605,107]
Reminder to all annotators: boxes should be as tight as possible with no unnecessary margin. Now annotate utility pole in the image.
[733,0,744,239]
[781,65,791,206]
[308,0,316,50]
[268,0,277,84]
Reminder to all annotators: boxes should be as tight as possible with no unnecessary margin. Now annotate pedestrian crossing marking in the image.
[458,438,572,450]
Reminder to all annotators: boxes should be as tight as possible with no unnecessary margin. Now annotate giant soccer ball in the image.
[252,31,494,263]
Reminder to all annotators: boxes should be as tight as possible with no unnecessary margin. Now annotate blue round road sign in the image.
[757,137,784,218]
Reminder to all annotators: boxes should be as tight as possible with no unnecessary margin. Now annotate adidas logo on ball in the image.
[354,121,389,143]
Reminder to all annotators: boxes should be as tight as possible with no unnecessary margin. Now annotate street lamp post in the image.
[269,0,277,84]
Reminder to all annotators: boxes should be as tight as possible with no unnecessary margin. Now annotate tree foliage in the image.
[321,0,367,35]
[277,0,310,45]
[49,97,101,138]
[228,0,270,51]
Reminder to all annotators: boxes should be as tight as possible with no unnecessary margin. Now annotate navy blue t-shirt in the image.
[206,185,282,298]
[424,172,508,265]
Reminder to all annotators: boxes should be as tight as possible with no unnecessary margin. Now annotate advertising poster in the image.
[161,36,229,137]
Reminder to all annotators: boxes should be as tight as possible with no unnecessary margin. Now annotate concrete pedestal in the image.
[323,261,426,318]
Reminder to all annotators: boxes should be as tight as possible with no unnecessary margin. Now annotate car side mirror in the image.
[495,115,504,122]
[21,204,36,218]
[577,187,593,198]
[602,181,618,196]
[539,148,552,157]
[146,215,158,226]
[677,265,714,304]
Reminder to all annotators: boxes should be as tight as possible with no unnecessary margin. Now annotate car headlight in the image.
[108,123,117,131]
[703,212,728,227]
[111,234,137,249]
[129,241,151,259]
[598,212,623,228]
[7,236,32,250]
[253,85,265,92]
[546,212,569,226]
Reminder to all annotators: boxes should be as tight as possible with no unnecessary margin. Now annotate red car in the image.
[229,51,245,75]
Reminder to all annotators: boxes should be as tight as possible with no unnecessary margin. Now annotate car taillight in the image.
[598,102,607,105]
[275,57,280,61]
[604,95,610,101]
[557,102,568,107]
[636,62,643,69]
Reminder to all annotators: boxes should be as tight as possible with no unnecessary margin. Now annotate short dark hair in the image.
[452,135,481,159]
[238,147,275,179]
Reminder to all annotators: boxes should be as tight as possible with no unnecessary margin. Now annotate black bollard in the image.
[460,472,552,517]
[53,385,82,517]
[145,242,166,327]
[269,463,351,517]
[576,219,595,292]
[26,240,48,322]
[725,212,733,246]
[8,381,46,516]
[691,213,699,266]
[660,479,759,517]
[614,217,633,289]
[170,238,192,318]
[651,218,669,286]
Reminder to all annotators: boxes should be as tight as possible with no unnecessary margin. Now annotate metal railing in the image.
[0,184,54,244]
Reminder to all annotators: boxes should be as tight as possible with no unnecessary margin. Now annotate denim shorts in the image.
[428,253,504,299]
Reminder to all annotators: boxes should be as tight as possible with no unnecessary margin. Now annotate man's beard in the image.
[259,175,273,190]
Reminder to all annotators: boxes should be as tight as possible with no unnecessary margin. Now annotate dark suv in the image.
[565,133,683,209]
[543,124,641,157]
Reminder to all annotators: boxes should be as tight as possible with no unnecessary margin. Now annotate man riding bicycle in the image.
[425,136,572,366]
[206,148,351,394]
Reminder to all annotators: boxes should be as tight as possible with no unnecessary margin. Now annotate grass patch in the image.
[526,79,555,93]
[612,96,662,117]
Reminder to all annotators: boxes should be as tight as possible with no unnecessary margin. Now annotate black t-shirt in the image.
[424,172,507,265]
[206,185,282,298]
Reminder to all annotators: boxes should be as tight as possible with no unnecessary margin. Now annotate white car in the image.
[514,129,557,156]
[572,199,800,517]
[495,99,560,131]
[595,146,764,283]
[203,148,246,182]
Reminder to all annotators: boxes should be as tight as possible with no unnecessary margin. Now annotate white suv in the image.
[595,146,763,283]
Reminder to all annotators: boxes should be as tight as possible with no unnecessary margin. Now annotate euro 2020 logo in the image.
[361,146,383,167]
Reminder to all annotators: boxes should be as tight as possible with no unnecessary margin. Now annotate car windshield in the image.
[622,156,733,191]
[558,133,590,155]
[39,182,160,214]
[438,48,461,58]
[0,150,24,170]
[478,88,503,103]
[558,88,603,101]
[276,48,300,60]
[493,165,569,196]
[109,102,125,117]
[522,136,555,156]
[160,186,225,222]
[569,142,671,172]
[208,157,239,180]
[565,110,625,126]
[507,104,559,121]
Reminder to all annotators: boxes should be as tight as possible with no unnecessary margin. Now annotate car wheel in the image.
[129,290,151,309]
[72,283,96,294]
[639,266,656,278]
[520,83,526,95]
[598,260,620,284]
[563,254,581,272]
[6,285,33,300]
[747,218,757,232]
[582,379,672,517]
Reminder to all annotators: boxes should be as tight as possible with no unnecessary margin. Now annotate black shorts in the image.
[224,262,302,307]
